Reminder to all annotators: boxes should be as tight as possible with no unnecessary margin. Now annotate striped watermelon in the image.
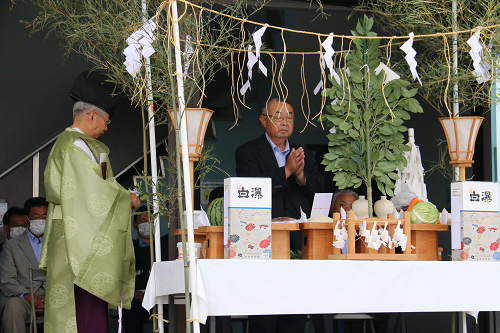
[207,197,224,226]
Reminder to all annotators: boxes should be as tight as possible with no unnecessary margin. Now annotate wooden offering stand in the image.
[272,223,299,259]
[300,220,341,260]
[329,211,417,261]
[411,224,448,261]
[198,226,224,259]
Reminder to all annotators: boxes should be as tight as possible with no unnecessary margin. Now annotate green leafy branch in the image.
[321,15,423,216]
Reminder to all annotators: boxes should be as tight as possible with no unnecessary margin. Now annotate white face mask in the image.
[138,223,150,238]
[9,227,27,239]
[29,219,46,236]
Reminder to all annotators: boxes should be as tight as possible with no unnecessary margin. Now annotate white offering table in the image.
[143,259,500,325]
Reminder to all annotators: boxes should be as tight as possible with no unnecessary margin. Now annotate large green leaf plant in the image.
[321,15,424,217]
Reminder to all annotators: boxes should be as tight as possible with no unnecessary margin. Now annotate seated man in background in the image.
[0,197,48,333]
[123,205,168,333]
[2,207,29,241]
[330,189,359,216]
[24,197,48,235]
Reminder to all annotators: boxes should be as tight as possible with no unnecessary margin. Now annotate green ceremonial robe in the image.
[41,128,135,333]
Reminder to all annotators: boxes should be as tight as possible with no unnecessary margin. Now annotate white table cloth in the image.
[143,259,500,324]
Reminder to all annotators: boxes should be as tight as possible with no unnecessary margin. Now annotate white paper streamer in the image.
[253,25,268,77]
[333,220,345,249]
[314,33,342,96]
[240,25,268,96]
[333,219,349,252]
[322,33,340,85]
[375,63,400,83]
[367,222,382,250]
[392,221,408,251]
[360,220,370,240]
[124,18,157,77]
[380,222,390,244]
[239,46,256,95]
[400,32,422,85]
[341,220,348,254]
[467,29,491,84]
[340,206,347,220]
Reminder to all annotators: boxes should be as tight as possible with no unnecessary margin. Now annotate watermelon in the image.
[207,197,224,226]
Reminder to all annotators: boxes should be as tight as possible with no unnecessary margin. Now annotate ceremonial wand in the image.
[100,153,107,180]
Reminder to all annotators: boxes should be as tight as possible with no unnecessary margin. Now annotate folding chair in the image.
[28,268,46,333]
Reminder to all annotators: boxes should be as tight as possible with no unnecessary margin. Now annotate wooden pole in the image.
[459,167,466,181]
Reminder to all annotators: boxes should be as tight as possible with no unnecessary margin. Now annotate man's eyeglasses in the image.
[87,111,111,125]
[267,114,295,122]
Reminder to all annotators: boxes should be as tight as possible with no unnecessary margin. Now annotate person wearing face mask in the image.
[1,207,29,242]
[0,198,48,333]
[122,205,168,333]
[24,197,48,240]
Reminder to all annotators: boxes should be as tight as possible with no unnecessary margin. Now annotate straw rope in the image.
[150,0,497,129]
[165,0,500,41]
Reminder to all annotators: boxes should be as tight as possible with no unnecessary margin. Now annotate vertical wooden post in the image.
[403,211,412,255]
[347,211,356,254]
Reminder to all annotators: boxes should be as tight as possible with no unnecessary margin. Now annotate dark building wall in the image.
[0,1,169,207]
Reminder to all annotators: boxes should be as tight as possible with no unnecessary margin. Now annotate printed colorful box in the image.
[451,181,500,261]
[224,177,272,259]
[452,212,500,261]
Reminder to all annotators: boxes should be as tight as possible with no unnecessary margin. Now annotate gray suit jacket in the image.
[0,231,45,313]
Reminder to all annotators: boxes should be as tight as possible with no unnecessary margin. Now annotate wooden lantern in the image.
[439,116,484,181]
[168,108,214,201]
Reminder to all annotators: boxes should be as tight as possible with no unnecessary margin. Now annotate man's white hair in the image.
[333,189,359,205]
[261,97,289,115]
[72,101,107,118]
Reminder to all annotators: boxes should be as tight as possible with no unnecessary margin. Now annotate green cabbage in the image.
[409,202,439,224]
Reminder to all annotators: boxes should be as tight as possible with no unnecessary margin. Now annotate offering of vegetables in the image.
[409,202,440,224]
[207,197,224,226]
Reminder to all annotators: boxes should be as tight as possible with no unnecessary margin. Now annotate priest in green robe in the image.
[41,71,141,333]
